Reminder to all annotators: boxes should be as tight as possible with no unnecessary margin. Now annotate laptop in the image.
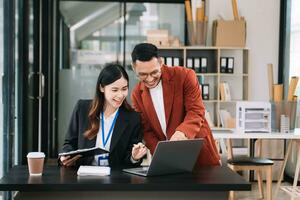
[122,139,203,176]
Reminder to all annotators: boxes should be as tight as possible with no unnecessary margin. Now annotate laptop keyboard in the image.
[134,167,149,173]
[136,169,148,173]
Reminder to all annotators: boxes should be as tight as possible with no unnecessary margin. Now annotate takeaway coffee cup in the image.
[27,152,45,176]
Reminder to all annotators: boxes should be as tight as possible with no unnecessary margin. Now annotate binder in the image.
[173,57,180,66]
[220,57,227,73]
[227,57,234,73]
[186,58,194,69]
[166,57,173,66]
[202,84,209,100]
[201,57,208,73]
[194,58,200,72]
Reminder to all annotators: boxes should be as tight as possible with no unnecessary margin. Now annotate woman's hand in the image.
[131,142,147,161]
[60,155,82,167]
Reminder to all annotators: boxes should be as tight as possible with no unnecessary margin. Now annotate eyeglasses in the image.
[136,69,161,80]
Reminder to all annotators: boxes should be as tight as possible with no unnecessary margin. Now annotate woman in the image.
[60,63,147,169]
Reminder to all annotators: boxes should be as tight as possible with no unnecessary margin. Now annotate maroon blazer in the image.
[131,65,220,168]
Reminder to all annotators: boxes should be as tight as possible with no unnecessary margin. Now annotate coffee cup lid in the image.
[27,152,45,158]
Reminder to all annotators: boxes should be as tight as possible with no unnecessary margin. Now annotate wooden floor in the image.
[236,182,292,200]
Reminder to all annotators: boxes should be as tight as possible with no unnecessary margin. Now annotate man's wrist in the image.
[176,130,187,137]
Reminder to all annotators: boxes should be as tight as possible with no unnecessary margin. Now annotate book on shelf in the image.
[219,109,235,128]
[205,110,215,128]
[223,82,231,100]
[59,147,109,158]
[220,84,225,101]
[219,82,231,101]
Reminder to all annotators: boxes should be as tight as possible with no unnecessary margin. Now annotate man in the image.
[131,43,220,168]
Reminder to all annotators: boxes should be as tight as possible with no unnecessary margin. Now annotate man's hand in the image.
[170,131,188,141]
[131,142,147,161]
[60,155,82,167]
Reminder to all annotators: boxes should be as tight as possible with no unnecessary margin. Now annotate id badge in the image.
[98,154,109,166]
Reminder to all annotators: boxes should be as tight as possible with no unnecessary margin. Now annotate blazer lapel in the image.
[86,137,97,148]
[162,67,175,129]
[141,83,166,140]
[109,109,128,152]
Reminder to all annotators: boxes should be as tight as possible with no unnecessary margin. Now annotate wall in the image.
[207,0,280,100]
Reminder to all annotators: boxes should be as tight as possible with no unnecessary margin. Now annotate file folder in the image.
[201,57,208,73]
[220,57,227,73]
[173,57,180,66]
[202,84,209,100]
[194,58,200,72]
[227,57,234,73]
[166,57,173,66]
[187,58,193,69]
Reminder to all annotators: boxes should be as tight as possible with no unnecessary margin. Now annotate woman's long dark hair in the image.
[84,63,132,140]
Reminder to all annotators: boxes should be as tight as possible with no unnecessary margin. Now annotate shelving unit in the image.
[159,46,285,182]
[158,46,249,129]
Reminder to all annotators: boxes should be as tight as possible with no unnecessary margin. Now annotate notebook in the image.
[77,166,110,176]
[59,147,109,158]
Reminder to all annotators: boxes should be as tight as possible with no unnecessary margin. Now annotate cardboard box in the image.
[147,29,183,47]
[147,29,169,47]
[169,36,181,47]
[147,39,169,47]
[212,19,246,47]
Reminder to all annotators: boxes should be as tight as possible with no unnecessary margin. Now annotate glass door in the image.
[56,1,185,151]
[15,0,52,164]
[57,1,125,149]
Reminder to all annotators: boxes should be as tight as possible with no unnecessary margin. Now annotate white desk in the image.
[213,129,300,199]
[213,130,300,140]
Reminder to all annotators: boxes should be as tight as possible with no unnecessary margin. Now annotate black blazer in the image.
[61,99,143,169]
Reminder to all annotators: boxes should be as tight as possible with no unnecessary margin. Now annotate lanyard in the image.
[101,110,119,148]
